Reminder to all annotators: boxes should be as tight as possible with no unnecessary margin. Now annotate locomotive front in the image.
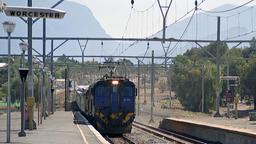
[92,77,136,134]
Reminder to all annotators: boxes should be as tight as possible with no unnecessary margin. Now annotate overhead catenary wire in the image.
[147,0,207,38]
[199,0,255,14]
[111,7,133,56]
[141,42,150,62]
[134,1,157,13]
[167,10,196,56]
[112,1,157,56]
[120,0,207,58]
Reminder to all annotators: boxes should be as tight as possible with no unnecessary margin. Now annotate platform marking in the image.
[72,113,89,144]
[87,125,110,144]
[77,124,89,144]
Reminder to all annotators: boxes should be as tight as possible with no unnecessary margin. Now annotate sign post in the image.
[221,76,240,118]
[1,1,66,142]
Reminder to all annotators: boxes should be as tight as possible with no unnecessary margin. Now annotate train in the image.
[75,75,137,134]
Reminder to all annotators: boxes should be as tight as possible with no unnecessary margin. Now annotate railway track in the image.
[132,121,208,144]
[105,121,208,144]
[105,135,135,144]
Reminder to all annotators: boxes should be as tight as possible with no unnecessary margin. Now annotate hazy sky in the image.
[68,0,256,37]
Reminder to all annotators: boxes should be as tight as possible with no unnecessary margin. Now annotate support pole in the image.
[19,79,26,136]
[7,32,11,143]
[27,0,35,130]
[64,68,67,111]
[42,18,46,122]
[168,66,172,109]
[214,16,221,117]
[82,51,84,64]
[78,40,88,64]
[50,40,54,114]
[157,0,173,42]
[137,60,140,116]
[227,49,230,90]
[149,50,155,123]
[165,52,167,70]
[201,65,205,113]
[143,73,146,104]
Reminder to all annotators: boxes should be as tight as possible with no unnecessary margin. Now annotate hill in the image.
[0,0,115,58]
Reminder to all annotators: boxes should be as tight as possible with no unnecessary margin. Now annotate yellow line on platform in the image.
[72,113,89,144]
[77,124,89,144]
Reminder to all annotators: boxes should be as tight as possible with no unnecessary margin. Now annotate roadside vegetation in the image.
[0,38,256,113]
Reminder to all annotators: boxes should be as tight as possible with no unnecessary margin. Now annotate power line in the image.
[121,0,207,55]
[134,1,157,13]
[199,0,255,14]
[111,7,134,56]
[167,10,196,56]
[147,0,207,38]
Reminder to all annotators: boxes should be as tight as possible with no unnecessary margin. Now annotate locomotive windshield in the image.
[123,87,133,102]
[95,85,110,107]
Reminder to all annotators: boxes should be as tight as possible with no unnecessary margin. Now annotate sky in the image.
[65,0,256,37]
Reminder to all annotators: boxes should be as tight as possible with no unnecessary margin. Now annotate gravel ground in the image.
[126,127,171,144]
[135,99,256,133]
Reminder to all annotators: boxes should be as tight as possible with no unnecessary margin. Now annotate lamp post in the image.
[18,42,28,137]
[3,21,16,143]
[18,68,29,137]
[19,42,28,68]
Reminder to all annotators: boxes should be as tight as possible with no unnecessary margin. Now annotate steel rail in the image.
[133,121,208,144]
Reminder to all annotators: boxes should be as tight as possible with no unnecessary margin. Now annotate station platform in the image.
[0,111,109,144]
[159,117,256,144]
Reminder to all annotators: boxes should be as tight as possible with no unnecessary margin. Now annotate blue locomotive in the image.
[76,76,136,134]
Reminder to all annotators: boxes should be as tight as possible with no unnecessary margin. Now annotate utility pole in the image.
[137,60,140,116]
[64,68,67,111]
[50,40,54,114]
[201,65,205,113]
[168,66,172,110]
[42,18,46,122]
[161,42,171,70]
[149,50,155,123]
[157,0,173,42]
[227,46,230,91]
[27,0,35,130]
[214,16,221,117]
[143,73,147,104]
[78,40,88,64]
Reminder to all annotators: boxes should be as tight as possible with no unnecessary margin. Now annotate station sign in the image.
[220,76,240,81]
[3,6,66,19]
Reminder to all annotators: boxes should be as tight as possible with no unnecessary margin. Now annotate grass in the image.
[0,101,20,108]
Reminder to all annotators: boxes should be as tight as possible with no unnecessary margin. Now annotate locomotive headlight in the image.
[112,80,119,85]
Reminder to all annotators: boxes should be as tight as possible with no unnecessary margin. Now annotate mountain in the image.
[0,3,255,63]
[0,0,115,58]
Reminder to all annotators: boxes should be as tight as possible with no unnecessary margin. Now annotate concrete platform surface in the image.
[0,111,109,144]
[159,118,256,144]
